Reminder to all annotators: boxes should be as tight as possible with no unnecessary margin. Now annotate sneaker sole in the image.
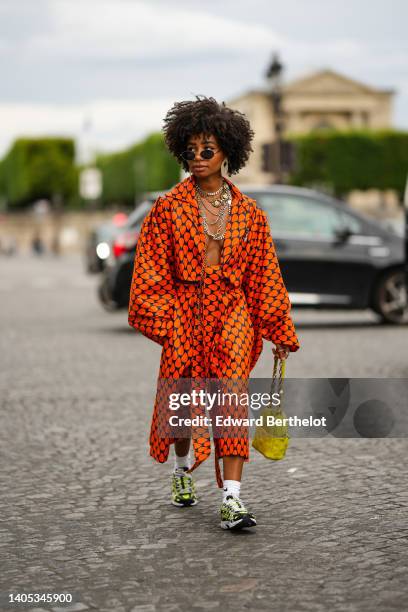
[220,515,257,530]
[171,499,198,507]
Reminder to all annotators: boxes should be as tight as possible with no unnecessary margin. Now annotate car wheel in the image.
[373,269,408,325]
[98,276,121,312]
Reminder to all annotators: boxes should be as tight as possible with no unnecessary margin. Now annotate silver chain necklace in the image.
[197,180,230,209]
[196,186,231,240]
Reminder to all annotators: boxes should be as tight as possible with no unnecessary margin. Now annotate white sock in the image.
[222,479,241,500]
[174,451,191,473]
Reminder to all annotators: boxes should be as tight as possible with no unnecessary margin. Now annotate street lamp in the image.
[265,52,284,183]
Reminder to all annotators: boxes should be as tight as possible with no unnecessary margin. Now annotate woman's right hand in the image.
[272,344,290,360]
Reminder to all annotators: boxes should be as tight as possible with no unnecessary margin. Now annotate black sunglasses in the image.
[181,148,220,161]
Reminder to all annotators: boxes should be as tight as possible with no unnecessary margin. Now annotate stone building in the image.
[227,68,395,185]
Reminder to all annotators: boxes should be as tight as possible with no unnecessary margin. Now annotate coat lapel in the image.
[169,175,251,267]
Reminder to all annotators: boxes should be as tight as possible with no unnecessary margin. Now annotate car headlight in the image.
[96,242,110,260]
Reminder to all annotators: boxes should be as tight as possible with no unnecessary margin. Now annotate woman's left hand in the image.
[272,344,290,360]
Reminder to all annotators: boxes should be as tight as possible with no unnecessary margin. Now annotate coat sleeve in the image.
[242,206,300,352]
[128,196,177,346]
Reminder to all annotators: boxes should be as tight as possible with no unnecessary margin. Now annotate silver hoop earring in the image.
[221,158,229,178]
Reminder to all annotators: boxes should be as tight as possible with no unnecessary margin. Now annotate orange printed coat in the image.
[128,174,300,486]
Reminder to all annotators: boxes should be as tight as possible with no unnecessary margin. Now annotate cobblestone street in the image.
[1,254,408,612]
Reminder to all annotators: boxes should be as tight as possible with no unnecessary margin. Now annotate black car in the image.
[98,194,162,310]
[98,184,406,324]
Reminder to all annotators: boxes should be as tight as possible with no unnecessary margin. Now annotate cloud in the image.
[20,0,283,61]
[0,97,177,158]
[8,0,369,67]
[2,0,393,91]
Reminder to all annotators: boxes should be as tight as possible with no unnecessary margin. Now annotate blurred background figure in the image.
[31,230,45,255]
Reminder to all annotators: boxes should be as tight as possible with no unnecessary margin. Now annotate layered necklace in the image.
[196,179,231,240]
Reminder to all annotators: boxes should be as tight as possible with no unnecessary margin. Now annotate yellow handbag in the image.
[252,355,289,460]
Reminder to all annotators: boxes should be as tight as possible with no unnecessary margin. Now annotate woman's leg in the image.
[175,437,191,457]
[174,364,192,459]
[223,456,244,481]
[216,377,248,485]
[170,365,198,506]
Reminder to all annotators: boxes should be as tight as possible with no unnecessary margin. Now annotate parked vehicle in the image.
[98,184,406,324]
[379,217,404,238]
[98,194,162,310]
[84,213,128,274]
[243,185,406,324]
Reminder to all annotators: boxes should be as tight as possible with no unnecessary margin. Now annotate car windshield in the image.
[97,224,122,241]
[127,201,152,228]
[245,192,364,238]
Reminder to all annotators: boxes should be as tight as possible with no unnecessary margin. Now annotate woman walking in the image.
[128,96,300,530]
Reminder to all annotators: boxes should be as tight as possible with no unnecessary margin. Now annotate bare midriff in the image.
[206,236,224,266]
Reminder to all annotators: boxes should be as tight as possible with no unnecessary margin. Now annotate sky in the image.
[0,0,407,160]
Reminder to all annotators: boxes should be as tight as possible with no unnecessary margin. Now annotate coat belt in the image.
[174,277,200,285]
[174,276,242,288]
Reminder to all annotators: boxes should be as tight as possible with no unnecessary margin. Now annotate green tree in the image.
[0,137,77,209]
[288,129,408,200]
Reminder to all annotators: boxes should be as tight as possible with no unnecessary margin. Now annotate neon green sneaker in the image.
[171,468,198,507]
[220,495,256,530]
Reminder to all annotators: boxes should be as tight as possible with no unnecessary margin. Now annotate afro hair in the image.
[162,95,255,175]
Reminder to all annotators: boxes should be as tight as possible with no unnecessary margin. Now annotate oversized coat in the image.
[128,174,300,487]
